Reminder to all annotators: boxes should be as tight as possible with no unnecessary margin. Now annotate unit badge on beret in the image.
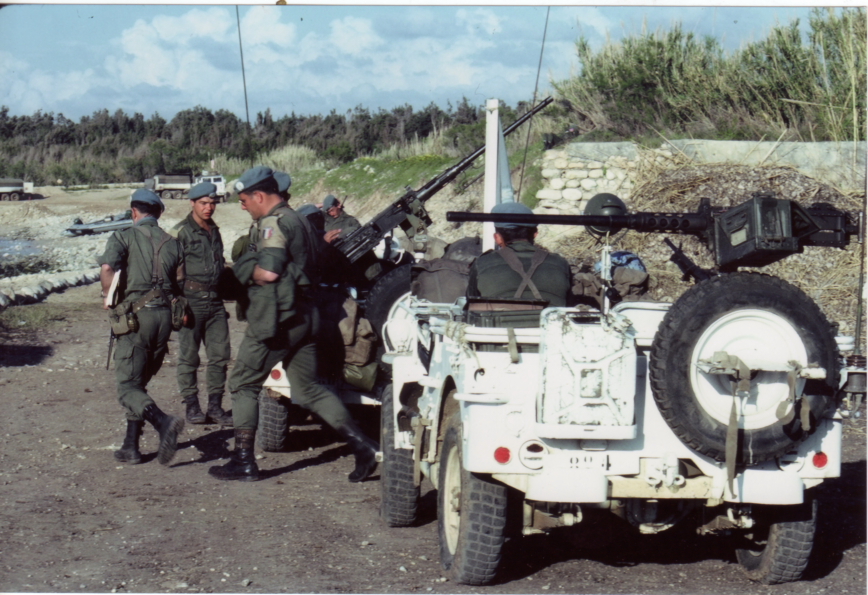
[235,181,245,192]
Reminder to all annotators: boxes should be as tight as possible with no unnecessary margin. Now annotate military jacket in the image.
[323,210,361,239]
[252,201,318,318]
[467,240,572,306]
[169,213,225,295]
[97,217,184,305]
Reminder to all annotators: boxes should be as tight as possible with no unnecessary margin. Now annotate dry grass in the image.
[541,151,865,341]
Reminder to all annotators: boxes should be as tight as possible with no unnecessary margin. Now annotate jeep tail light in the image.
[494,447,511,464]
[270,369,281,380]
[812,452,828,469]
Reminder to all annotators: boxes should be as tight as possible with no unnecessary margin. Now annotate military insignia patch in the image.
[262,227,274,240]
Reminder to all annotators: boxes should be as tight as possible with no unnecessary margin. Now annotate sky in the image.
[0,3,849,123]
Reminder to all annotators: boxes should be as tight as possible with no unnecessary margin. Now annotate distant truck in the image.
[0,178,34,201]
[144,172,227,202]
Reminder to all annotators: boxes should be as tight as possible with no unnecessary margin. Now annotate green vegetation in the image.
[552,7,866,143]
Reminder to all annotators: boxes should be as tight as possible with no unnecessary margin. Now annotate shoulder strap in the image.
[497,246,548,300]
[135,226,172,285]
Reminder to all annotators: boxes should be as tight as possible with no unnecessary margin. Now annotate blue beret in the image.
[189,182,218,200]
[130,188,165,212]
[491,201,536,228]
[322,194,339,212]
[234,165,275,194]
[274,172,292,193]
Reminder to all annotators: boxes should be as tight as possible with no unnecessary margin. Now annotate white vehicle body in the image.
[387,300,841,509]
[194,173,227,201]
[379,285,852,585]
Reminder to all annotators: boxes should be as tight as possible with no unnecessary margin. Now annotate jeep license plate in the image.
[568,453,609,470]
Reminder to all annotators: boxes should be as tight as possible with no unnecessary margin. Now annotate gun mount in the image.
[332,97,554,264]
[447,193,864,270]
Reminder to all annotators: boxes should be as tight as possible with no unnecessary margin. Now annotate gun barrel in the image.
[446,211,709,234]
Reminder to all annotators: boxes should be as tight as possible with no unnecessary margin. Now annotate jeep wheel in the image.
[365,263,413,370]
[257,388,306,451]
[650,273,838,465]
[438,413,507,585]
[380,384,419,527]
[736,500,817,584]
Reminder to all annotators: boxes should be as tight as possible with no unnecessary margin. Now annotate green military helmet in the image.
[584,193,627,238]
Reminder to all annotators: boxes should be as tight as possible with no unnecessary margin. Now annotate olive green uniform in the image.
[228,201,352,431]
[98,218,184,421]
[323,210,361,239]
[467,240,572,306]
[169,213,230,403]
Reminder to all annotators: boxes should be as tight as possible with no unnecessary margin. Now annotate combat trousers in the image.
[114,306,173,421]
[227,303,351,431]
[176,296,230,400]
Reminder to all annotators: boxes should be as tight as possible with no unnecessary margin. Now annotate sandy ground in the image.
[0,189,864,594]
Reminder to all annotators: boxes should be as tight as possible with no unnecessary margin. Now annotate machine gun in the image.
[332,96,554,264]
[447,192,864,271]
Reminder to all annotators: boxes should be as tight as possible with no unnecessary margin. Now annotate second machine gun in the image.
[332,97,554,264]
[447,192,864,276]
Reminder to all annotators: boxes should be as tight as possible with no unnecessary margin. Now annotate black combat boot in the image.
[142,403,185,465]
[184,396,207,424]
[206,393,233,426]
[336,421,380,483]
[114,419,143,464]
[208,429,260,481]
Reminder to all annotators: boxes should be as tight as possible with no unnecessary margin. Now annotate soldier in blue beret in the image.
[97,187,185,466]
[168,181,233,426]
[466,201,573,306]
[209,166,379,483]
[321,194,361,240]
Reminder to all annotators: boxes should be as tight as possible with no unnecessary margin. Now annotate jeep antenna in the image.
[236,6,254,168]
[516,6,550,202]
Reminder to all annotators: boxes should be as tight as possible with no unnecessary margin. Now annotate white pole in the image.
[483,98,501,253]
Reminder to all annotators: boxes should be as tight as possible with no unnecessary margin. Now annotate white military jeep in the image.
[378,268,857,586]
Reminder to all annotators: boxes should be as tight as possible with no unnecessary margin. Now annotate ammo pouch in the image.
[171,296,190,331]
[108,302,138,336]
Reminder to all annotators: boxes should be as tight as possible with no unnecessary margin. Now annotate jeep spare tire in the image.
[649,272,838,465]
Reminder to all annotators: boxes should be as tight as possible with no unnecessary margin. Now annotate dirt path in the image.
[0,281,865,595]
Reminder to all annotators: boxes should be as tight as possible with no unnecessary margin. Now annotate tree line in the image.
[0,98,524,186]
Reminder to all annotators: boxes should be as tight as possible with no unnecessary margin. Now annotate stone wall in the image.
[534,140,867,216]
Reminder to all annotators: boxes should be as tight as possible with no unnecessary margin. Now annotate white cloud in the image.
[242,6,296,48]
[328,17,384,55]
[456,8,504,37]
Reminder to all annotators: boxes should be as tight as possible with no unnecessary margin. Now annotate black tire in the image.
[160,190,172,201]
[10,192,20,201]
[649,273,838,465]
[380,384,419,527]
[257,388,306,451]
[438,413,507,585]
[0,193,8,201]
[364,263,413,370]
[736,499,817,584]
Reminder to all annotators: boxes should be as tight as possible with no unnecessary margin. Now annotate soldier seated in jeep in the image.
[467,201,573,307]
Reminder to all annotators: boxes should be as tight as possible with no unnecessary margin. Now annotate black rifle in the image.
[332,97,554,263]
[106,330,115,370]
[447,193,863,270]
[663,238,712,282]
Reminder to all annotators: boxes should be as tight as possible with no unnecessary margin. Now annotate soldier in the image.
[208,166,379,483]
[99,188,186,466]
[321,194,361,239]
[467,201,572,306]
[169,182,232,426]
